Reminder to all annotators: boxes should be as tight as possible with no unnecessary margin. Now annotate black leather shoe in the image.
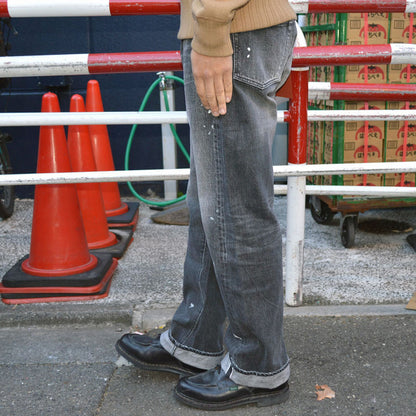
[174,366,289,410]
[115,333,202,377]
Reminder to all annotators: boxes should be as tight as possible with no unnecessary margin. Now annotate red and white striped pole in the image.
[292,44,416,67]
[291,0,416,14]
[0,0,180,17]
[0,0,415,17]
[309,82,416,102]
[284,23,309,307]
[0,51,182,77]
[1,44,415,78]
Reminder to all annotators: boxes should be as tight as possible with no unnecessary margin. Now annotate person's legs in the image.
[160,150,227,370]
[162,21,297,389]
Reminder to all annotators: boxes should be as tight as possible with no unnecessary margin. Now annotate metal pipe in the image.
[159,72,178,200]
[2,45,416,78]
[273,161,416,176]
[287,109,416,122]
[1,108,416,127]
[287,73,308,166]
[0,168,191,186]
[286,65,309,306]
[278,109,416,123]
[1,161,416,186]
[0,0,415,17]
[88,51,183,73]
[0,0,181,17]
[0,51,182,78]
[292,0,416,14]
[0,111,189,126]
[309,82,416,101]
[274,184,416,197]
[293,44,399,67]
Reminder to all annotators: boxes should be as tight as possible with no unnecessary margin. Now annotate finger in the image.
[214,76,227,116]
[205,80,220,117]
[224,71,233,103]
[194,76,209,109]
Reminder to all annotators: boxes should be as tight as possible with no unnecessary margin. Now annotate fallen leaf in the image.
[315,384,335,401]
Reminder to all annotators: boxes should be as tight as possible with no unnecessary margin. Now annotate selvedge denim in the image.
[161,20,297,389]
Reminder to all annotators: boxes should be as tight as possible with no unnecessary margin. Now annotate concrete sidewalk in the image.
[0,197,415,326]
[0,197,415,415]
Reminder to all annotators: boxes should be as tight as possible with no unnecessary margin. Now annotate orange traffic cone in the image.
[0,92,118,304]
[86,79,139,229]
[68,94,133,258]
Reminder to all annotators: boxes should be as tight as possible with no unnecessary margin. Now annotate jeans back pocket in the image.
[232,20,297,96]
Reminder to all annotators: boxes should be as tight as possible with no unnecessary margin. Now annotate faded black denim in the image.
[161,20,297,389]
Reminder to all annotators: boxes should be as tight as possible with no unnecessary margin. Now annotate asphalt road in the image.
[1,314,415,416]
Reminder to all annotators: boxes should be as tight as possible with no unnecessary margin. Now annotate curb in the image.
[133,304,415,331]
[283,303,414,317]
[1,302,413,329]
[0,303,134,327]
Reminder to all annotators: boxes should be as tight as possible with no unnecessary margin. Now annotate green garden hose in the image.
[124,74,189,207]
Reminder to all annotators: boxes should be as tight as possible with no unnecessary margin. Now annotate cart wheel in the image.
[341,215,357,248]
[310,197,335,225]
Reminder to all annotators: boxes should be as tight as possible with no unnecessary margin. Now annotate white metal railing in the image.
[1,109,416,126]
[0,111,189,126]
[1,162,416,187]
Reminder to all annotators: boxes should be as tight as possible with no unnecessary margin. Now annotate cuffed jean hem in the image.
[160,330,224,370]
[221,353,290,389]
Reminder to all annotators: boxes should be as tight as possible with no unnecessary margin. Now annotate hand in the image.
[191,50,233,117]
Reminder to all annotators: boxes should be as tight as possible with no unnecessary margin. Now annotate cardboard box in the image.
[343,102,385,164]
[345,13,389,84]
[388,14,416,84]
[305,13,416,190]
[307,122,324,163]
[343,140,383,163]
[346,13,389,45]
[343,173,383,186]
[388,64,416,84]
[308,13,336,26]
[384,101,416,187]
[390,13,416,43]
[385,101,416,161]
[316,30,335,47]
[308,13,317,26]
[307,121,322,185]
[323,121,334,159]
[345,64,388,83]
[385,134,416,161]
[310,66,328,82]
[384,173,416,187]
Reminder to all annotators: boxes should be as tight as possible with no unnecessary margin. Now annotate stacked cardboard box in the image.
[305,12,416,188]
[344,13,389,186]
[343,101,385,186]
[305,13,336,84]
[385,13,416,185]
[305,13,336,185]
[389,13,416,83]
[385,101,416,185]
[345,13,389,84]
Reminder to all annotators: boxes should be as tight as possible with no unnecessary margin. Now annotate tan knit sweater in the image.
[178,0,296,57]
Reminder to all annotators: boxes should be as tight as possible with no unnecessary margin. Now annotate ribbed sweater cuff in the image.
[191,19,233,57]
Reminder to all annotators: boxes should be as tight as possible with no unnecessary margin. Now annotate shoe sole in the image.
[115,340,197,377]
[174,383,289,411]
